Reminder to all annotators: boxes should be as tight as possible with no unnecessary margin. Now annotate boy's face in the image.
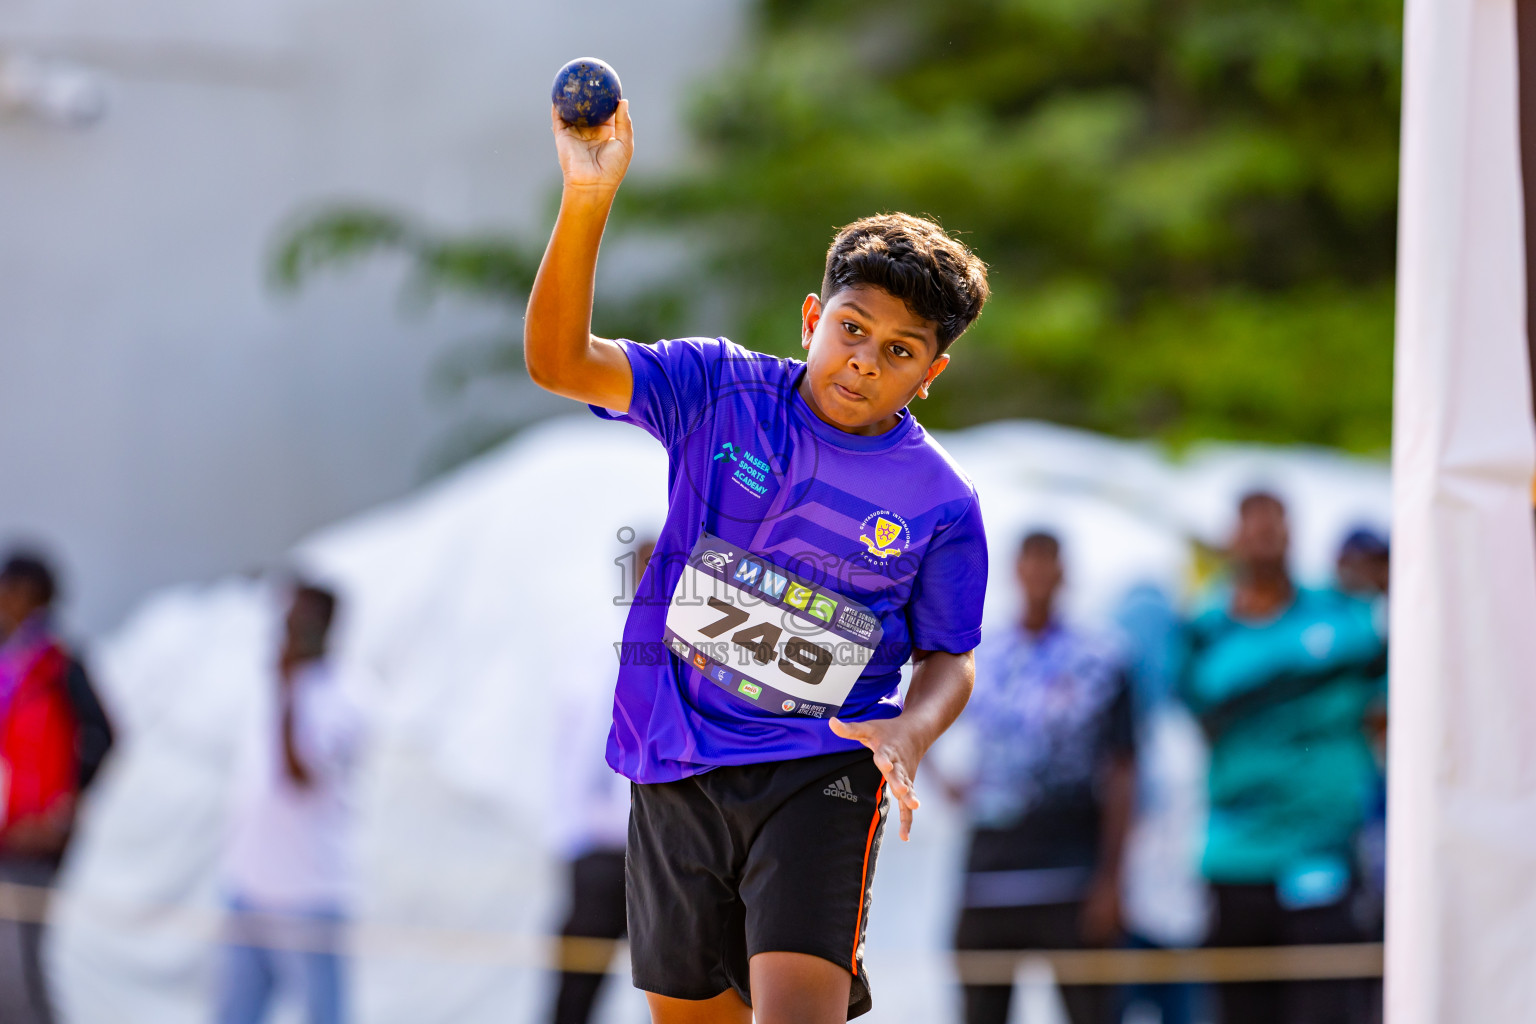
[798,285,949,435]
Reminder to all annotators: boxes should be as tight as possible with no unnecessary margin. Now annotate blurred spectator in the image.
[951,532,1135,1024]
[1336,526,1389,1023]
[1334,528,1389,600]
[545,539,653,1024]
[216,582,364,1024]
[0,549,112,1024]
[1179,493,1386,1024]
[1112,583,1207,1024]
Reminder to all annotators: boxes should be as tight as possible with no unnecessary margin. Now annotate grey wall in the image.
[0,0,742,635]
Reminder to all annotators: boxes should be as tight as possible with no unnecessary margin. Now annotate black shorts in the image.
[626,748,889,1018]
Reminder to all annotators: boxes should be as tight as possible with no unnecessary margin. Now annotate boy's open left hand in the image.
[551,99,633,193]
[828,715,927,841]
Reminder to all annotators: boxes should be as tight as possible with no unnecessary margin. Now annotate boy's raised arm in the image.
[524,100,635,413]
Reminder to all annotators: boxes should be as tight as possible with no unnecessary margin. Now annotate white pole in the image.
[1389,0,1536,1020]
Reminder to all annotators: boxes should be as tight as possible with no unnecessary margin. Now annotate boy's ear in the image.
[800,293,822,350]
[917,353,950,400]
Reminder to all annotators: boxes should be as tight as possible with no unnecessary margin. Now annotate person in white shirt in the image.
[216,582,364,1024]
[545,539,652,1024]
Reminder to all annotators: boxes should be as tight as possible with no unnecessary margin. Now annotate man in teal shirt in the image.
[1180,492,1385,1024]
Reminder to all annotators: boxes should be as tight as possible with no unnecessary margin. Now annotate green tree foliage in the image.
[275,0,1401,455]
[273,205,541,387]
[621,0,1401,449]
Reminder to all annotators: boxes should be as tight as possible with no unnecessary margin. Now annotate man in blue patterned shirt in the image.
[953,531,1136,1024]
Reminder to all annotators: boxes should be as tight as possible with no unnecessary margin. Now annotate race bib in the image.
[664,533,885,718]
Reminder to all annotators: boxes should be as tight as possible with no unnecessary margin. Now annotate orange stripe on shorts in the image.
[850,779,886,976]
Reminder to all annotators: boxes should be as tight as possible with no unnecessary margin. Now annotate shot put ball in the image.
[551,58,623,128]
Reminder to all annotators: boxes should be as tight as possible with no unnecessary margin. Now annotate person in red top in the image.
[0,551,86,1024]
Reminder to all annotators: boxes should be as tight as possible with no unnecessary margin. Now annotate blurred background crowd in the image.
[1,0,1400,1021]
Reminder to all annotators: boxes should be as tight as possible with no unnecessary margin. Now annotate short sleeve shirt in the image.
[1179,586,1386,882]
[223,662,366,908]
[963,622,1135,871]
[593,337,988,783]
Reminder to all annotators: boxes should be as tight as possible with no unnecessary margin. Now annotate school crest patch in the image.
[858,509,910,563]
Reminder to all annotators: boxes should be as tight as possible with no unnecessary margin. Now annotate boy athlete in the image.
[525,99,991,1024]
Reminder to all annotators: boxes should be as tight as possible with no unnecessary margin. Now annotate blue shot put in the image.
[551,58,623,128]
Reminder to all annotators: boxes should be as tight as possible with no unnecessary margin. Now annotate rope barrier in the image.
[949,944,1383,986]
[0,882,1383,983]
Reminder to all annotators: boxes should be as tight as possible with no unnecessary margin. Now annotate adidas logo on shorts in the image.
[823,776,859,803]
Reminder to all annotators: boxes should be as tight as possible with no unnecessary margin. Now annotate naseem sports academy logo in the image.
[858,509,910,563]
[713,441,777,501]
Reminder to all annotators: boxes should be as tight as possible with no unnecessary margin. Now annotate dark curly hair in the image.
[821,213,990,351]
[0,551,58,607]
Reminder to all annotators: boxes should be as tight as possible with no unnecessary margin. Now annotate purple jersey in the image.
[593,337,988,783]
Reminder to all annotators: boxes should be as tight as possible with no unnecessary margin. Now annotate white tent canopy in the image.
[50,415,1388,1023]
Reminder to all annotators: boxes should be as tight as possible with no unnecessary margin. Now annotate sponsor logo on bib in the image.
[807,593,837,623]
[758,569,788,600]
[700,549,733,571]
[784,582,814,610]
[836,606,879,642]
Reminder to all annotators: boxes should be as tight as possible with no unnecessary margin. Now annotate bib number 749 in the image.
[697,597,833,685]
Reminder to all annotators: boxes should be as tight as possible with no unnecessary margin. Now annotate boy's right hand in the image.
[552,99,633,193]
[524,98,636,413]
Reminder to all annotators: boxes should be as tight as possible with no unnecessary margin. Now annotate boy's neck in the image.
[795,376,904,436]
